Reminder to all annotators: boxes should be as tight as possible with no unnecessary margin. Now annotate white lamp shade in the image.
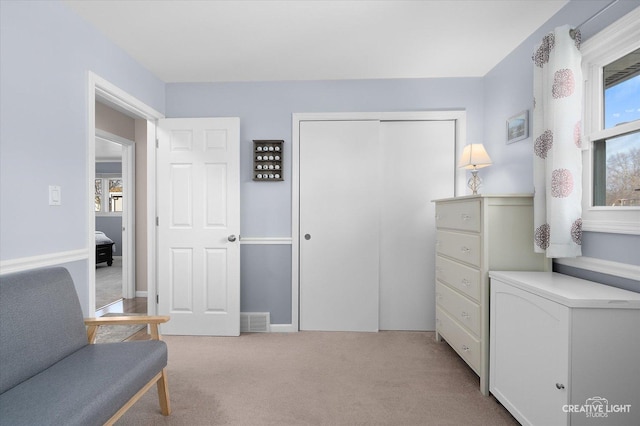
[458,144,493,169]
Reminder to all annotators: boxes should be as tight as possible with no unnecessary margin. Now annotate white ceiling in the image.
[64,0,568,83]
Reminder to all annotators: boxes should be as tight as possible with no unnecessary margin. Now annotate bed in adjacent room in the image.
[95,231,114,266]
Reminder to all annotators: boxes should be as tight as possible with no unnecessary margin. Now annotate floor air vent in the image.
[240,312,270,333]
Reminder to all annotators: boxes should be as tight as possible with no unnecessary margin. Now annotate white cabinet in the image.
[490,271,640,426]
[433,195,548,395]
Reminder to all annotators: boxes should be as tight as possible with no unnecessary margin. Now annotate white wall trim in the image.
[582,219,640,235]
[0,249,89,275]
[269,324,297,333]
[291,110,467,332]
[136,290,148,298]
[240,237,292,245]
[555,256,640,282]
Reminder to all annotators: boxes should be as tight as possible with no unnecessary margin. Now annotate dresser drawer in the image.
[435,200,481,232]
[436,306,481,372]
[436,255,481,302]
[436,281,480,336]
[436,230,481,267]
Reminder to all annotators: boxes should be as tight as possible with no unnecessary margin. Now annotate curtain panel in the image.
[532,25,583,258]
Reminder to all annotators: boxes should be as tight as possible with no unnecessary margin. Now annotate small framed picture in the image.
[506,110,529,144]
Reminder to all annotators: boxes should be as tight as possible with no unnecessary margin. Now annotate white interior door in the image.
[157,118,240,336]
[299,120,380,332]
[379,121,455,330]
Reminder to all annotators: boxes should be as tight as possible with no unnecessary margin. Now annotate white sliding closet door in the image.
[298,118,456,332]
[379,120,455,330]
[299,120,381,332]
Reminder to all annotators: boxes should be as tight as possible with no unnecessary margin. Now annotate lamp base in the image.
[467,169,481,194]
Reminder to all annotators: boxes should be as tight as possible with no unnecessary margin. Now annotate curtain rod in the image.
[570,0,619,39]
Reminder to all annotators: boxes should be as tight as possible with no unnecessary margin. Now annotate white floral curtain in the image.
[532,25,583,258]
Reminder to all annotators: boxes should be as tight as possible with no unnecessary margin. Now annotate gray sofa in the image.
[0,267,171,425]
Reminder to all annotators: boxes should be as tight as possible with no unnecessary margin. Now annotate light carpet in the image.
[117,331,517,425]
[96,256,123,309]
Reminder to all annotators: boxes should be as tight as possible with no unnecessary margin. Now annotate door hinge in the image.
[156,294,159,304]
[156,217,159,226]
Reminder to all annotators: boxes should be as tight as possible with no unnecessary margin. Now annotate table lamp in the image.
[458,144,492,194]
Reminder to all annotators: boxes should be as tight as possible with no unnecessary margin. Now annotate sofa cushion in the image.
[0,340,168,426]
[0,267,88,394]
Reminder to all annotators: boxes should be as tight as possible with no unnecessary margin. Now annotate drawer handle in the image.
[461,311,470,320]
[460,246,470,254]
[462,345,470,353]
[556,383,565,390]
[461,278,471,287]
[461,213,471,221]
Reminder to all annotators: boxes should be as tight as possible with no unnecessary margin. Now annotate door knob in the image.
[228,235,237,242]
[304,234,311,240]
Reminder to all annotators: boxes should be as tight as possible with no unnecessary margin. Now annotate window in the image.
[95,176,123,214]
[581,8,640,234]
[95,178,103,212]
[108,178,123,212]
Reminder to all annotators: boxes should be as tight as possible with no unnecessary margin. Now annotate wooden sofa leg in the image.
[157,368,171,416]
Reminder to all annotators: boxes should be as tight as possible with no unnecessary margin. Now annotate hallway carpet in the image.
[117,331,517,425]
[96,256,123,310]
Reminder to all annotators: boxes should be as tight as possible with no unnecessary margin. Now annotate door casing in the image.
[95,129,135,301]
[87,72,164,315]
[291,111,467,332]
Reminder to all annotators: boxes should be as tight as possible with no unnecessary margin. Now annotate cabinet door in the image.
[490,280,569,426]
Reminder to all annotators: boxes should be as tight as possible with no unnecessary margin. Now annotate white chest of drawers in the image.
[490,271,640,426]
[433,195,548,395]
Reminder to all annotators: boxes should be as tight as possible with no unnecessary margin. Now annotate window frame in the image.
[95,173,123,216]
[581,7,640,235]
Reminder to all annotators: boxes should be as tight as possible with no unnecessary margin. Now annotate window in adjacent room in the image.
[95,178,103,212]
[108,178,123,212]
[95,176,123,214]
[581,8,640,234]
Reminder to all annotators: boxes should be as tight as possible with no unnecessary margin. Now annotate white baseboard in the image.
[135,291,148,298]
[0,249,89,275]
[555,256,640,281]
[269,324,297,333]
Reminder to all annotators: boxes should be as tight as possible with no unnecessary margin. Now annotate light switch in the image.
[49,185,61,206]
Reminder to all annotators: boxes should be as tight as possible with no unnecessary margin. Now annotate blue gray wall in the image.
[0,0,165,313]
[1,0,638,319]
[166,78,485,323]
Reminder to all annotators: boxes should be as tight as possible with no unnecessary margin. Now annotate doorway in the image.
[293,111,466,332]
[87,72,164,317]
[94,127,135,313]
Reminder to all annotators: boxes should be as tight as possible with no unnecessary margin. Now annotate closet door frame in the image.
[291,111,467,331]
